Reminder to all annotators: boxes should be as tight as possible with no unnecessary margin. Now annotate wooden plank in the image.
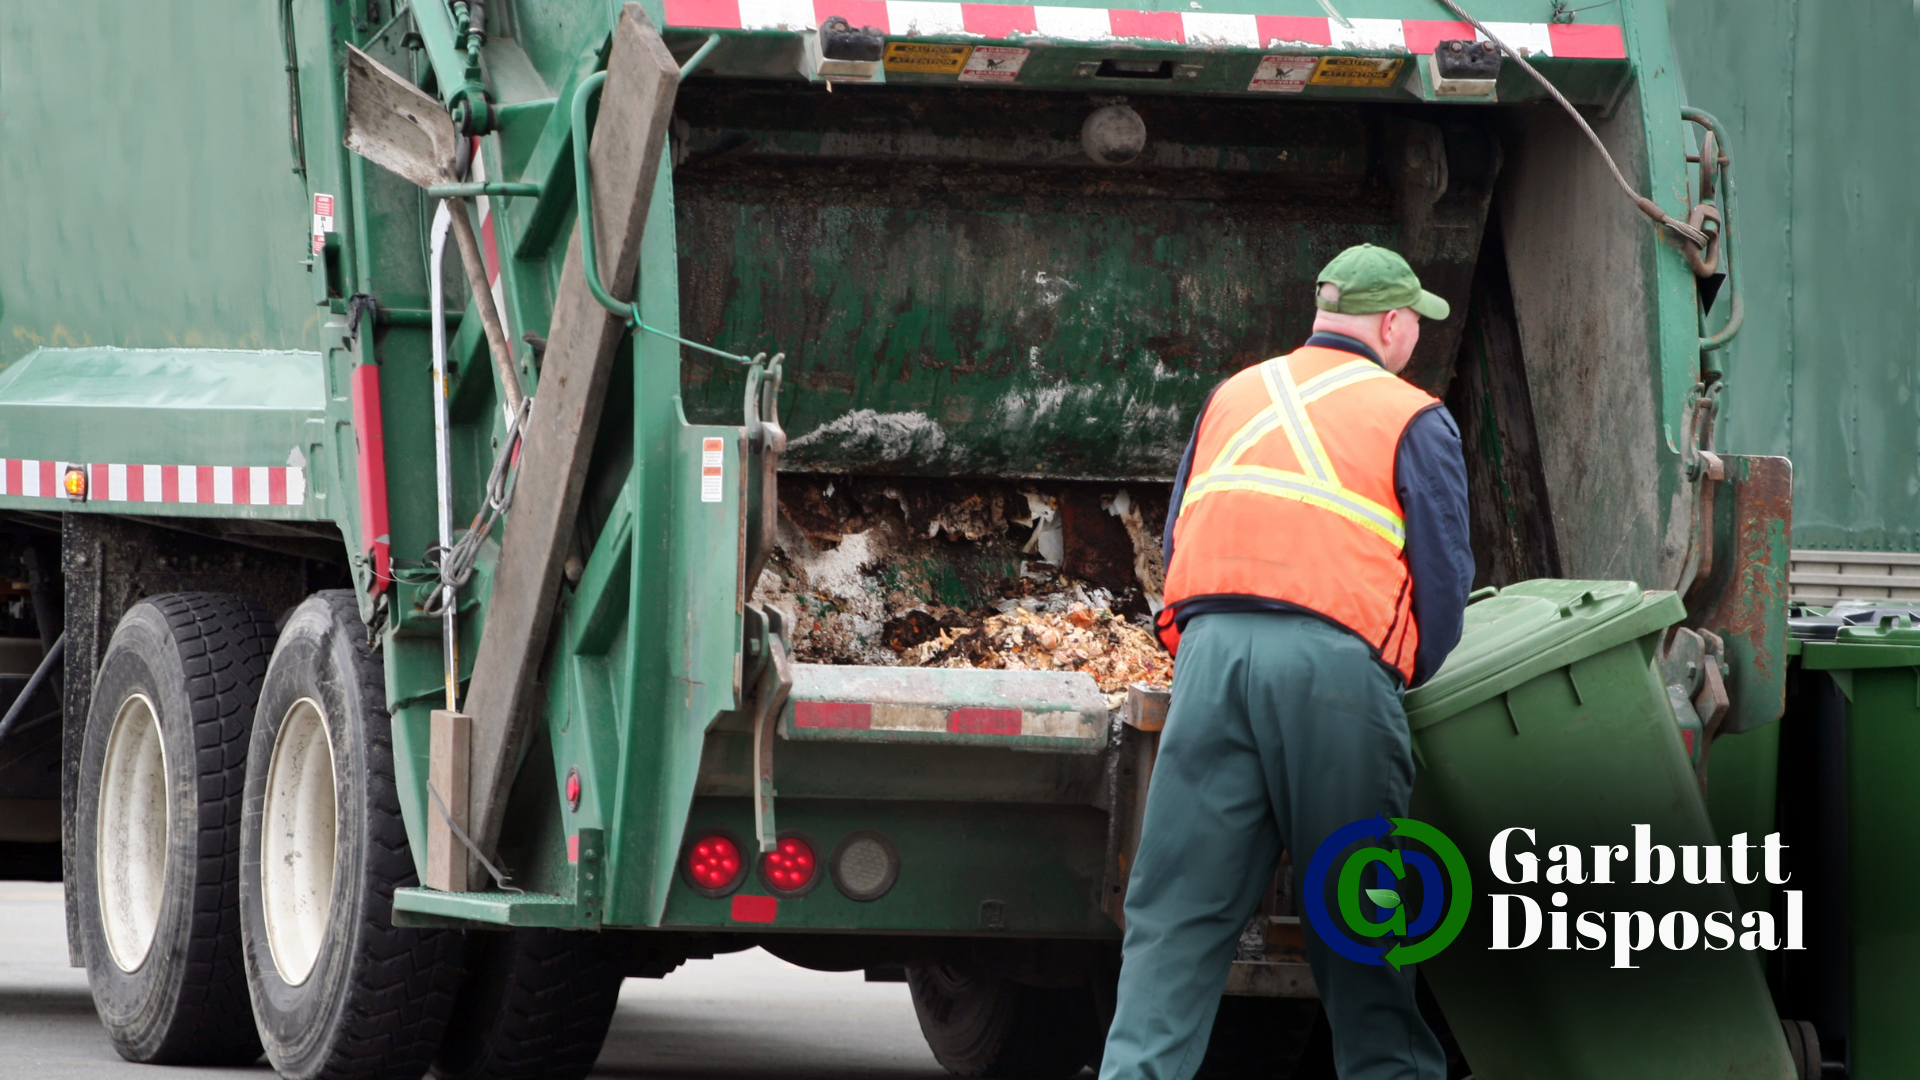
[462,4,680,872]
[427,709,471,892]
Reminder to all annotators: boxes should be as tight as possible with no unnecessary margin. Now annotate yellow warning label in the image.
[1308,56,1405,87]
[883,42,974,74]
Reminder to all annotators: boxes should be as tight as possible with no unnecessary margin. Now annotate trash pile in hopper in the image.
[752,477,1173,701]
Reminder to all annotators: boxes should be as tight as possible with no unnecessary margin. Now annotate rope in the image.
[1432,0,1710,250]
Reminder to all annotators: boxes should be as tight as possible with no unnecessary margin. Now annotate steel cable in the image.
[1432,0,1710,250]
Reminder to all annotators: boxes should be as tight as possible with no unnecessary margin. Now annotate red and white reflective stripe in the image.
[0,460,306,506]
[661,1,1626,58]
[793,700,1092,738]
[470,140,513,341]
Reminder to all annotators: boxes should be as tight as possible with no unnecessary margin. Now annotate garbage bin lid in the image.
[1800,613,1920,670]
[1403,579,1684,731]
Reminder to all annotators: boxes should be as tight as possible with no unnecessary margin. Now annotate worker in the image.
[1103,245,1473,1080]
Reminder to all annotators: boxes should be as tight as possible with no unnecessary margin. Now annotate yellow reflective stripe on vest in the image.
[1181,466,1407,548]
[1259,358,1337,483]
[1181,355,1406,549]
[1298,359,1394,403]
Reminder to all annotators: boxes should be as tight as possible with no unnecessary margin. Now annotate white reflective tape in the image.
[887,0,966,35]
[0,462,8,496]
[250,466,271,505]
[1022,710,1094,738]
[287,467,306,506]
[1033,5,1113,40]
[737,0,815,31]
[179,466,198,504]
[1478,21,1552,57]
[1181,12,1259,47]
[142,464,162,502]
[1328,16,1404,50]
[870,704,948,732]
[21,460,40,498]
[213,466,234,505]
[107,463,128,502]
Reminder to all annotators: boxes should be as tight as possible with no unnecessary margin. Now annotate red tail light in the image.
[760,833,819,897]
[685,832,745,896]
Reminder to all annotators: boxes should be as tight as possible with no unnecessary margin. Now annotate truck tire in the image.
[240,591,464,1080]
[432,929,626,1080]
[907,964,1102,1079]
[73,593,277,1064]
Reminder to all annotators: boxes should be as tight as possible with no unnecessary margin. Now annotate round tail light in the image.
[759,833,820,897]
[830,831,900,902]
[684,831,746,897]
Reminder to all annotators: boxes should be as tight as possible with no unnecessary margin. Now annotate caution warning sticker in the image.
[1248,55,1318,93]
[312,193,336,255]
[883,41,974,74]
[701,437,725,503]
[959,46,1030,83]
[1308,56,1404,88]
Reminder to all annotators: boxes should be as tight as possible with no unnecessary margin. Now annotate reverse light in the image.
[830,831,900,902]
[759,833,820,897]
[685,831,745,897]
[63,466,87,501]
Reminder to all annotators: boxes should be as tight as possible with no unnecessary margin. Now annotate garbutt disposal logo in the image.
[1304,815,1472,969]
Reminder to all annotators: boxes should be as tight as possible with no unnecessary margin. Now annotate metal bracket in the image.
[743,605,794,852]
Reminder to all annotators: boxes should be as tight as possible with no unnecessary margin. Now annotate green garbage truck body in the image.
[0,0,1802,1075]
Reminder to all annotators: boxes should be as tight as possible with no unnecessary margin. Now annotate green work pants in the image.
[1099,611,1445,1080]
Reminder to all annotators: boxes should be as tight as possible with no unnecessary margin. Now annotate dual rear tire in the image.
[75,590,619,1078]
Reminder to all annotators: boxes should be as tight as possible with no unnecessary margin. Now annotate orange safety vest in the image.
[1158,345,1440,683]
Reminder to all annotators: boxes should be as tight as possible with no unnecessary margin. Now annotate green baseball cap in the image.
[1314,244,1451,321]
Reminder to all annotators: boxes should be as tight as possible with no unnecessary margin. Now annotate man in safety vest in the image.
[1102,245,1472,1080]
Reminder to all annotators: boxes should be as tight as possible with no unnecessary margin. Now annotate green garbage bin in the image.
[1404,580,1795,1080]
[1797,617,1920,1080]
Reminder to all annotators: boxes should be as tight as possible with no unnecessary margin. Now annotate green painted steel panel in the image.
[1668,1,1920,552]
[0,2,321,369]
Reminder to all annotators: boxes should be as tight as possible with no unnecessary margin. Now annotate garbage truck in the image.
[0,0,1812,1076]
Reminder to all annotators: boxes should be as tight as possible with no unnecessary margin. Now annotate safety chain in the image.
[419,395,532,618]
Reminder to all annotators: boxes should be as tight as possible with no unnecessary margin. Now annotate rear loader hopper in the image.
[0,0,1800,1076]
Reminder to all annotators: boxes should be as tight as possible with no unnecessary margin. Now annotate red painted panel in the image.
[1253,15,1330,47]
[568,833,580,864]
[269,468,288,505]
[817,0,890,32]
[38,460,55,497]
[1401,19,1474,54]
[731,894,779,923]
[961,3,1037,38]
[126,464,145,502]
[1546,22,1626,59]
[949,707,1022,735]
[794,701,874,729]
[161,465,180,503]
[1107,9,1183,43]
[232,464,252,507]
[350,365,392,593]
[664,0,743,28]
[90,463,109,500]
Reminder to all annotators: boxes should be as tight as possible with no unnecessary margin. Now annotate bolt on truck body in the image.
[0,0,1797,1075]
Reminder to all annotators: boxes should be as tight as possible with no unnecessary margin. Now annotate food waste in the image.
[751,477,1173,700]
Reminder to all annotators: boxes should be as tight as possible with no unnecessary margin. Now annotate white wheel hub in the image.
[261,697,338,986]
[97,693,170,973]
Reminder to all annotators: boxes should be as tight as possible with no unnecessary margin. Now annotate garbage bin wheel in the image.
[1780,1019,1821,1080]
[74,594,277,1064]
[906,963,1102,1079]
[240,591,465,1080]
[432,928,626,1080]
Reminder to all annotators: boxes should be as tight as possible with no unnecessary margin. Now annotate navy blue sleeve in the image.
[1396,405,1474,688]
[1162,383,1219,575]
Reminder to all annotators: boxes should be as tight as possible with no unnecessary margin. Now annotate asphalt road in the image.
[0,883,949,1080]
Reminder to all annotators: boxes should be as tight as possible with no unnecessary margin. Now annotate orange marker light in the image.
[62,466,87,501]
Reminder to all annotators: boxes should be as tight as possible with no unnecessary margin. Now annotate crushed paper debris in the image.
[898,600,1172,696]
